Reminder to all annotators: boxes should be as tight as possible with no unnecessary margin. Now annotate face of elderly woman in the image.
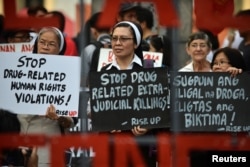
[37,30,60,55]
[186,39,211,62]
[111,27,137,59]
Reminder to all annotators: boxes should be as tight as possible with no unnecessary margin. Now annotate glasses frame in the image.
[38,39,58,49]
[212,60,230,67]
[13,35,33,42]
[111,36,134,43]
[190,43,208,49]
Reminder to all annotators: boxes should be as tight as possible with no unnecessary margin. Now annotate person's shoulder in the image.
[91,40,104,48]
[101,63,112,71]
[179,62,193,72]
[83,43,98,53]
[84,41,105,53]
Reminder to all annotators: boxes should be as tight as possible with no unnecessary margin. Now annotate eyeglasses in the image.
[38,40,57,48]
[190,44,208,49]
[111,36,134,43]
[212,61,230,66]
[13,35,33,42]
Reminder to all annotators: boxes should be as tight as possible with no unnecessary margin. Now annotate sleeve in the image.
[80,44,96,88]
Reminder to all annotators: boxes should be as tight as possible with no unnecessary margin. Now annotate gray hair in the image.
[38,27,64,52]
[186,31,212,48]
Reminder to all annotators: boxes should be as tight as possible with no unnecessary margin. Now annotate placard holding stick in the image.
[0,52,81,117]
[89,67,170,132]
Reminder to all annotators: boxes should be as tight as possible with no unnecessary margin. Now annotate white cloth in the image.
[206,50,213,63]
[222,30,243,49]
[106,54,142,70]
[179,62,194,72]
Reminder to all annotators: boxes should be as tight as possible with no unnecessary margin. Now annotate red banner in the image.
[98,0,179,28]
[3,0,59,30]
[194,0,234,35]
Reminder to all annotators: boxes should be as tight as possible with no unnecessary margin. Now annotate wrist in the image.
[58,116,73,128]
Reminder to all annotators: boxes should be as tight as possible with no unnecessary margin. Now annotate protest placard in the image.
[89,67,170,131]
[0,42,34,53]
[171,72,250,132]
[0,52,80,117]
[97,48,163,71]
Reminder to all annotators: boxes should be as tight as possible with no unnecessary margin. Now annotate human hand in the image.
[227,30,235,47]
[27,147,38,167]
[226,67,242,77]
[20,147,38,167]
[45,104,59,120]
[57,116,73,128]
[45,104,73,128]
[110,130,121,133]
[131,126,148,136]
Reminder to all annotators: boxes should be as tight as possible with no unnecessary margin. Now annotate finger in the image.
[111,130,116,133]
[131,129,138,135]
[132,126,138,133]
[21,148,27,155]
[45,106,50,117]
[51,104,55,112]
[137,126,144,131]
[132,127,137,132]
[31,147,37,156]
[137,126,148,134]
[230,72,236,78]
[134,126,140,133]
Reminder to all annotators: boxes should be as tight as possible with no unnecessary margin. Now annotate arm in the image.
[80,45,96,88]
[110,126,149,136]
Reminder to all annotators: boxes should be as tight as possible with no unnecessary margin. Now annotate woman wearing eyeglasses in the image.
[18,27,75,166]
[191,47,247,167]
[101,21,157,167]
[179,31,212,72]
[102,21,144,70]
[211,47,246,76]
[32,27,66,55]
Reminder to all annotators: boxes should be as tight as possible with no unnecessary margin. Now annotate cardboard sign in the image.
[0,52,81,117]
[89,68,170,132]
[171,72,250,132]
[97,48,163,71]
[0,43,34,53]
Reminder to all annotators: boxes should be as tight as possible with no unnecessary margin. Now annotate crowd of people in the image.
[0,2,250,167]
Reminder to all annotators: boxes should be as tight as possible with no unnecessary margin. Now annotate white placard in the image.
[0,42,34,53]
[97,48,163,71]
[0,52,81,117]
